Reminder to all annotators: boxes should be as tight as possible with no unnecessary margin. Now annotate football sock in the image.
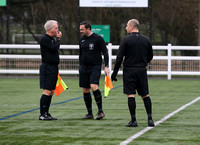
[40,94,49,115]
[83,93,92,115]
[143,97,153,120]
[93,89,103,113]
[128,97,136,122]
[46,95,52,114]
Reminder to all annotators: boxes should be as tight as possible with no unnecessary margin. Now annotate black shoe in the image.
[96,112,105,120]
[126,121,138,127]
[148,120,155,127]
[39,114,53,120]
[82,114,94,119]
[47,113,58,120]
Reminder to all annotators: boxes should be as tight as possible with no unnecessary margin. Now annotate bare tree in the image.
[1,0,199,48]
[154,0,199,46]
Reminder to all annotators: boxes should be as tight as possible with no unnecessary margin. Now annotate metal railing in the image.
[0,43,200,80]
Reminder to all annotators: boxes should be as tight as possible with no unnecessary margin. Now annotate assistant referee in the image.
[39,20,62,120]
[79,21,110,120]
[111,19,154,127]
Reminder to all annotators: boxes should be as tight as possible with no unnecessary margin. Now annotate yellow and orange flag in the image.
[55,74,68,96]
[104,75,113,97]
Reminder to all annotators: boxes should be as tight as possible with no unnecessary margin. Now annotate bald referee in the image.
[111,19,155,127]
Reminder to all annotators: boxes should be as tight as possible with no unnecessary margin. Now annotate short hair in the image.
[129,19,140,30]
[80,21,91,30]
[44,20,58,31]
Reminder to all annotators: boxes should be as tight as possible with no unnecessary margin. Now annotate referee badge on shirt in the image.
[89,43,94,50]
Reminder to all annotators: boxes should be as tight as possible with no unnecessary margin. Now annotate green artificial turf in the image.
[0,77,199,145]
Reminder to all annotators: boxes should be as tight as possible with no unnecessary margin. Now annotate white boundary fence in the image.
[0,44,200,80]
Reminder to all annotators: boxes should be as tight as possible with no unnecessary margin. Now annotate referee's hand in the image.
[111,72,117,81]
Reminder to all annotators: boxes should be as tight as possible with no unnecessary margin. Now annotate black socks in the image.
[40,94,52,115]
[83,93,92,115]
[128,97,136,122]
[83,89,103,114]
[143,97,153,120]
[93,89,103,113]
[128,96,153,123]
[46,95,52,114]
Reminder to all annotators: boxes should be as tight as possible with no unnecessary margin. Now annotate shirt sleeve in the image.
[147,41,153,63]
[40,37,60,53]
[99,37,109,66]
[113,37,126,72]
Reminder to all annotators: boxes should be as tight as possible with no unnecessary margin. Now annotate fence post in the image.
[108,43,112,76]
[167,44,172,80]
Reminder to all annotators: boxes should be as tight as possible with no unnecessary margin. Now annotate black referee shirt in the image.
[114,32,153,71]
[40,34,60,65]
[79,33,109,66]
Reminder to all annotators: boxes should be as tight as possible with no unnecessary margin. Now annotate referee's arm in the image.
[113,40,126,73]
[147,42,153,63]
[41,37,60,53]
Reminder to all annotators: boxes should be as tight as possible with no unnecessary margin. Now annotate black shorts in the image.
[40,63,58,90]
[123,67,149,96]
[79,65,101,88]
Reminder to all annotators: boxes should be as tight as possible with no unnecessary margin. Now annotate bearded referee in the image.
[111,19,155,127]
[39,20,62,120]
[79,21,110,120]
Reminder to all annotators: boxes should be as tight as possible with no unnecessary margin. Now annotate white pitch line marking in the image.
[120,96,200,145]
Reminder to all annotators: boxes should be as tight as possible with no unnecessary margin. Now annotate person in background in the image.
[111,19,155,127]
[39,20,62,120]
[79,21,110,120]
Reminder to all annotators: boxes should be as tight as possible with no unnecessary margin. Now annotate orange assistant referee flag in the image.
[104,75,113,97]
[55,74,68,96]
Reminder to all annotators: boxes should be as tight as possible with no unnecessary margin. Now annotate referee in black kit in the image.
[79,21,110,120]
[39,20,62,120]
[111,19,155,127]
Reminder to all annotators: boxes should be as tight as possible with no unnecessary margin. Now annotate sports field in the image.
[0,77,200,145]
